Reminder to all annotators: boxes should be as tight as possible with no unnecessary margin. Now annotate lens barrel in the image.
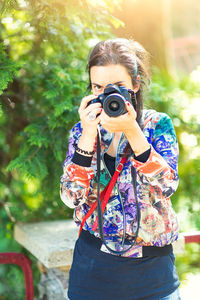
[87,84,131,117]
[103,94,127,117]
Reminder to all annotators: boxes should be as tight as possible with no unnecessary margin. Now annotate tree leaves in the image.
[0,43,17,96]
[1,0,121,225]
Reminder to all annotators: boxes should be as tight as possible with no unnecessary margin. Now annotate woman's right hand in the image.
[78,94,102,138]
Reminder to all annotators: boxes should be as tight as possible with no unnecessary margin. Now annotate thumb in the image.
[125,101,137,119]
[125,101,134,113]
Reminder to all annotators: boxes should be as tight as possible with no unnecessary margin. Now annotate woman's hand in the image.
[77,95,102,154]
[99,101,137,134]
[100,101,150,156]
[78,94,102,138]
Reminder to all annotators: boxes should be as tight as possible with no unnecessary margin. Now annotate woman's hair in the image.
[87,38,151,130]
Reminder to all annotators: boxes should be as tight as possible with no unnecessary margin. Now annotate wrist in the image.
[123,121,138,137]
[124,122,150,156]
[82,128,97,140]
[75,146,95,156]
[78,130,96,155]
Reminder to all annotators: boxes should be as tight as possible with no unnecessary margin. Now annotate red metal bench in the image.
[0,252,34,300]
[183,232,200,244]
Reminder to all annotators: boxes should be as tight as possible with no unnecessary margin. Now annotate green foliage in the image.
[0,43,18,96]
[147,68,200,287]
[0,265,25,299]
[147,68,200,231]
[0,0,122,298]
[0,0,121,219]
[0,103,2,117]
[176,243,200,282]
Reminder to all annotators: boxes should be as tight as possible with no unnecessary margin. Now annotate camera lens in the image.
[109,101,119,111]
[103,94,126,117]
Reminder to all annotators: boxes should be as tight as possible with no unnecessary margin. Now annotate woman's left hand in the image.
[99,101,137,134]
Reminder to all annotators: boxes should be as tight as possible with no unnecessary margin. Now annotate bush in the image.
[0,0,122,298]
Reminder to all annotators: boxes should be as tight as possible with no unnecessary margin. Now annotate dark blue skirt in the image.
[68,230,180,300]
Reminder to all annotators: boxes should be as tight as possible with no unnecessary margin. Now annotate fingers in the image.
[125,101,137,117]
[88,108,102,120]
[79,94,97,113]
[83,103,102,115]
[95,114,101,124]
[99,110,112,128]
[79,104,102,122]
[100,103,132,123]
[99,109,110,122]
[125,101,132,112]
[99,102,137,133]
[78,95,102,124]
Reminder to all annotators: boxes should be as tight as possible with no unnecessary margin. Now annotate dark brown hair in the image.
[87,38,151,129]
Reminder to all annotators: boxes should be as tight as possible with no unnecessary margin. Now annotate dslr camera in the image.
[88,84,134,117]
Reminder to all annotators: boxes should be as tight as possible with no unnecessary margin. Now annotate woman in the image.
[60,38,181,300]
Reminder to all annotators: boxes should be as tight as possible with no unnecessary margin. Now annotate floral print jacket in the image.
[60,109,179,257]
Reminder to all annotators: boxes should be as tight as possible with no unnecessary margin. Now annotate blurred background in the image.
[0,0,199,299]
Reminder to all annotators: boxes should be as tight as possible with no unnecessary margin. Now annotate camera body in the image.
[88,84,133,117]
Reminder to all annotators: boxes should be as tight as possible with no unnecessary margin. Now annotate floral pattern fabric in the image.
[60,109,179,257]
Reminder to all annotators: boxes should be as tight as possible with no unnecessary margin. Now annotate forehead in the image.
[90,64,132,86]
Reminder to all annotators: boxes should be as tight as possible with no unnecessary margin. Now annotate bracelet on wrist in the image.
[75,145,95,156]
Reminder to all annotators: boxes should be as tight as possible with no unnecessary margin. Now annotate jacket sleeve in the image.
[60,123,94,208]
[130,112,179,198]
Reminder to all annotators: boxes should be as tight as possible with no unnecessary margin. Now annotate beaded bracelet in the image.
[75,145,95,156]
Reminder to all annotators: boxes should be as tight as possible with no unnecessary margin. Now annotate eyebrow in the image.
[92,81,124,87]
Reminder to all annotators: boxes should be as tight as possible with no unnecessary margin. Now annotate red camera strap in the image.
[79,156,128,236]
